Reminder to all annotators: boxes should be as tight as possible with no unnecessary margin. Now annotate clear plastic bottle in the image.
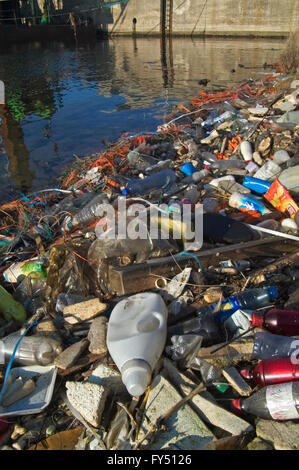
[167,311,225,347]
[122,169,176,196]
[231,381,299,420]
[64,192,110,232]
[252,331,299,361]
[253,161,282,181]
[107,292,168,396]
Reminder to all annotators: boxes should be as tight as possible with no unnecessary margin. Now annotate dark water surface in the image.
[0,36,284,201]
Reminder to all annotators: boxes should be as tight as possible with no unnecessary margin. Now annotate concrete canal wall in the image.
[102,0,298,37]
[19,0,299,38]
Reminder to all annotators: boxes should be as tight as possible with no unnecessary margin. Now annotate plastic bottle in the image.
[252,331,299,361]
[167,311,225,347]
[240,141,253,162]
[195,287,278,324]
[181,169,210,185]
[242,176,272,195]
[145,159,172,175]
[231,381,299,420]
[122,169,176,197]
[210,159,245,170]
[0,285,27,323]
[254,161,282,181]
[201,109,218,127]
[0,333,62,366]
[107,293,168,396]
[229,192,271,216]
[251,309,299,336]
[240,358,299,387]
[209,175,236,188]
[64,192,110,232]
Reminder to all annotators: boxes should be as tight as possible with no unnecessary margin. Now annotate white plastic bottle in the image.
[107,293,168,396]
[240,141,253,162]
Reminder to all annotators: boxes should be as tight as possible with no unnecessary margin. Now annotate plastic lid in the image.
[121,188,128,196]
[268,286,279,300]
[251,313,264,328]
[121,360,151,397]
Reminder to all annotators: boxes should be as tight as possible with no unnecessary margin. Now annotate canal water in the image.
[0,36,284,201]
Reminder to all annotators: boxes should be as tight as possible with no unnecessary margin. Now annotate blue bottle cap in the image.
[268,286,279,300]
[122,188,128,196]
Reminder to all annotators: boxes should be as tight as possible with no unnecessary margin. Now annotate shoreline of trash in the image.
[0,67,299,451]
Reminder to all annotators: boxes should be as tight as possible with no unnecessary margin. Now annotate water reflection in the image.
[0,36,284,199]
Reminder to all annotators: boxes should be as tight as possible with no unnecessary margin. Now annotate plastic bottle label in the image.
[266,382,299,420]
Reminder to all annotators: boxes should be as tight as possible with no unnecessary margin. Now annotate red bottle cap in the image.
[231,399,242,413]
[251,313,264,327]
[239,369,252,381]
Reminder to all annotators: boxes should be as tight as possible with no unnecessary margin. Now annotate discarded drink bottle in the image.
[231,381,299,420]
[122,169,176,196]
[64,192,110,232]
[252,331,299,361]
[251,309,299,336]
[195,287,278,324]
[167,311,225,347]
[240,358,299,387]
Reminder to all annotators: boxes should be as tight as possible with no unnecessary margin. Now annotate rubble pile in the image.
[0,70,299,451]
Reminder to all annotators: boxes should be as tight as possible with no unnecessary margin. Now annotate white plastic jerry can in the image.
[107,292,168,396]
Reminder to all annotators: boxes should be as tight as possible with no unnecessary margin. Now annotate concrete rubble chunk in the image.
[163,358,253,436]
[54,339,89,370]
[66,381,108,428]
[88,316,108,355]
[88,363,130,401]
[247,437,274,451]
[63,298,107,324]
[139,374,215,450]
[256,419,299,450]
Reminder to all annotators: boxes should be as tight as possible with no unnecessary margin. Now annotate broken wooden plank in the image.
[222,367,252,397]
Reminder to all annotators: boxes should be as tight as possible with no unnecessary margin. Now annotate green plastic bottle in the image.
[0,285,27,323]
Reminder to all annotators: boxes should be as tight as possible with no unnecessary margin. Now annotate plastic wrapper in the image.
[166,334,202,361]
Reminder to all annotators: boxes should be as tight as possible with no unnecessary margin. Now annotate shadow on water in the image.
[0,35,284,200]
